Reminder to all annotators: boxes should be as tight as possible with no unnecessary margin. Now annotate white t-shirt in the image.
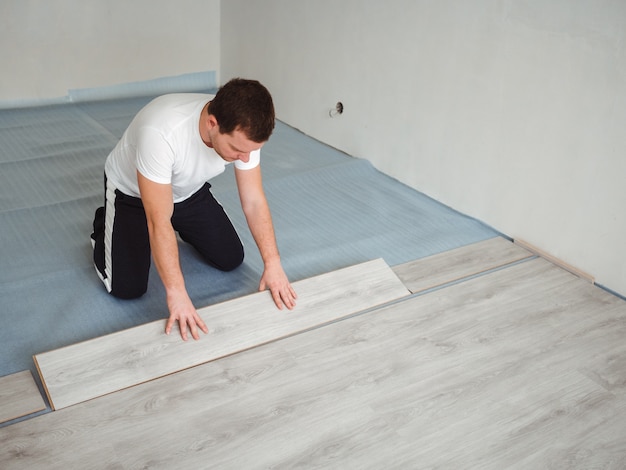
[104,93,260,203]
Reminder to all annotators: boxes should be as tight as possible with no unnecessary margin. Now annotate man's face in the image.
[206,118,264,163]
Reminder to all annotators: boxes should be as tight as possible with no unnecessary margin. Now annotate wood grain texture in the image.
[34,258,409,410]
[392,236,533,293]
[0,371,46,424]
[4,258,626,468]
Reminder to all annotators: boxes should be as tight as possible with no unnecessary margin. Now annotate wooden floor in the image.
[2,239,626,468]
[0,371,45,424]
[391,236,533,293]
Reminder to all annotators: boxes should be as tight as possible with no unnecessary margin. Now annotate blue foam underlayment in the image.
[0,90,498,416]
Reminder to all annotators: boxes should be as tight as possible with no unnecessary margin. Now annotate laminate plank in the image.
[392,236,533,293]
[4,258,626,468]
[34,258,409,410]
[0,371,46,424]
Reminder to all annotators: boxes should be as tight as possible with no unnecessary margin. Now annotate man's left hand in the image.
[259,262,297,310]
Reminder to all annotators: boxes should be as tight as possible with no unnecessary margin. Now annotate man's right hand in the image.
[165,291,209,341]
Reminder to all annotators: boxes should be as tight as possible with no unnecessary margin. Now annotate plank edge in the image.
[398,256,534,294]
[33,356,56,411]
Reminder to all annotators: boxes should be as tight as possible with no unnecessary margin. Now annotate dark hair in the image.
[208,78,275,143]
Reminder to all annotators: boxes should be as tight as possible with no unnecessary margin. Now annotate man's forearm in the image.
[243,199,281,266]
[234,165,295,309]
[147,221,187,297]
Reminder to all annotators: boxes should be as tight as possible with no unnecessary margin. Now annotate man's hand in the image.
[259,261,297,310]
[165,291,209,341]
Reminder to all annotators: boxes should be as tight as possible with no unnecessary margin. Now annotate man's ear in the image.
[207,114,219,130]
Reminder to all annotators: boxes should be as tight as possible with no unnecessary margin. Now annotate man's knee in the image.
[211,245,244,272]
[220,256,244,272]
[109,283,147,300]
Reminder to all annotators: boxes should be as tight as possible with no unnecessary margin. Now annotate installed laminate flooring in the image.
[3,258,626,468]
[0,371,45,424]
[35,258,409,410]
[392,236,533,293]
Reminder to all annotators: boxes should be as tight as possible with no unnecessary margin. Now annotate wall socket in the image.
[330,101,344,117]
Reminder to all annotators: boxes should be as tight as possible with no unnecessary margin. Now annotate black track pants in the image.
[91,177,244,299]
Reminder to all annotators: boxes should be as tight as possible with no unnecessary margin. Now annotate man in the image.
[91,78,297,341]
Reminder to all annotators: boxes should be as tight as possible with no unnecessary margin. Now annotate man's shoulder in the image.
[150,93,216,107]
[133,93,214,132]
[139,93,213,116]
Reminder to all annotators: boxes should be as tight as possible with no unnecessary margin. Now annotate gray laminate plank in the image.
[34,258,410,410]
[0,371,46,424]
[4,258,626,468]
[392,236,533,293]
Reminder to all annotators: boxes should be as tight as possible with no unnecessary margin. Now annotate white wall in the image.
[222,0,626,296]
[0,0,220,103]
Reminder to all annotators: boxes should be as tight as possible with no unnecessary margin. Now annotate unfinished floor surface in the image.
[2,256,626,468]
